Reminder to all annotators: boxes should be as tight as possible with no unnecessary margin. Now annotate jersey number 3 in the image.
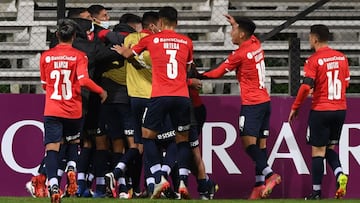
[50,69,72,100]
[166,50,178,79]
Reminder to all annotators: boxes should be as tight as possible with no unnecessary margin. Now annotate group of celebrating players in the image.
[26,3,350,203]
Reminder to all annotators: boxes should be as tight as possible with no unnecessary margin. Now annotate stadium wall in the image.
[0,94,359,199]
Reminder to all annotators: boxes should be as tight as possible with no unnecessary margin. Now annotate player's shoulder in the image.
[125,32,143,44]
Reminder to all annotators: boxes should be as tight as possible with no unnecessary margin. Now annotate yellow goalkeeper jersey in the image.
[124,31,152,98]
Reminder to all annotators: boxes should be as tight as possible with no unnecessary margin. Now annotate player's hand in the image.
[224,14,236,26]
[111,44,125,55]
[99,90,108,103]
[288,109,298,123]
[190,78,202,90]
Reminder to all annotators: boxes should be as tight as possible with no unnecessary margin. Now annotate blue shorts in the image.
[130,97,149,144]
[99,103,134,139]
[308,110,346,147]
[130,97,177,143]
[156,114,176,141]
[44,116,82,145]
[188,104,207,148]
[239,101,270,138]
[143,96,191,133]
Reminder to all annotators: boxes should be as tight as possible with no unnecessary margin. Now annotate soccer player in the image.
[104,11,160,199]
[91,13,140,198]
[40,19,107,203]
[187,64,218,199]
[88,4,110,30]
[202,14,281,199]
[67,8,92,21]
[111,6,194,199]
[288,24,350,200]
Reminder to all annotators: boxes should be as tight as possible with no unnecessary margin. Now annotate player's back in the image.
[306,47,350,111]
[125,31,152,98]
[235,36,270,105]
[40,44,87,119]
[133,30,193,98]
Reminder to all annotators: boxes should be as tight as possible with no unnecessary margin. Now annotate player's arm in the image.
[39,54,47,90]
[224,14,237,27]
[288,77,313,122]
[111,44,134,58]
[202,61,231,79]
[127,57,147,69]
[187,62,202,89]
[344,57,350,88]
[95,42,125,63]
[77,54,107,103]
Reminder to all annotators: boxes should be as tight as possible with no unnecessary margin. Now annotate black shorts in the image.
[99,103,134,140]
[44,116,82,145]
[239,101,270,138]
[143,96,191,133]
[308,110,346,147]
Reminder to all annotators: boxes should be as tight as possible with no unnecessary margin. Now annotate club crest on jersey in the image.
[153,37,159,44]
[45,56,51,63]
[247,52,253,59]
[318,59,324,65]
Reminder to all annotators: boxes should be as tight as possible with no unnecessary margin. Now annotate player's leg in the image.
[248,137,266,200]
[112,98,148,196]
[25,157,48,198]
[77,93,100,197]
[250,104,271,199]
[142,97,170,199]
[103,103,127,198]
[62,117,83,197]
[159,138,179,199]
[93,104,111,198]
[43,116,64,203]
[171,97,192,199]
[240,102,281,198]
[191,104,218,199]
[326,110,347,199]
[305,110,330,200]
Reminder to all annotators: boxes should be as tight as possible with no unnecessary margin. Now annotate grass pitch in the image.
[0,197,360,203]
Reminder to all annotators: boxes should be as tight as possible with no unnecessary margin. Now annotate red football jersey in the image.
[40,44,90,118]
[132,30,193,97]
[204,35,270,105]
[304,46,350,110]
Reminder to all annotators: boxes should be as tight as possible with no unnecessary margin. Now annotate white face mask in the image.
[100,21,110,29]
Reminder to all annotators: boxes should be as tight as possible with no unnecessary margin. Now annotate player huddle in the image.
[27,4,349,203]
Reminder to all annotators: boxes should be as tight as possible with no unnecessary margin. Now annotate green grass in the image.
[0,197,360,203]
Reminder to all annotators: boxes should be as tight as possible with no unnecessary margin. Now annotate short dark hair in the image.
[142,11,159,28]
[67,8,88,18]
[119,13,141,24]
[56,19,77,42]
[158,6,177,24]
[71,18,92,32]
[234,16,256,37]
[310,24,330,42]
[87,5,106,17]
